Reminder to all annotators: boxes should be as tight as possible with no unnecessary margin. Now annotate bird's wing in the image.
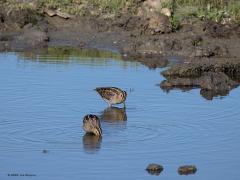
[95,88,115,100]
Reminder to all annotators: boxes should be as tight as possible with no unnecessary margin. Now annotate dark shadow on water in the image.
[100,107,127,122]
[82,134,102,154]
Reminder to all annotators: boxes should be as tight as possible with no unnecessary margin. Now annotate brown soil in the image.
[0,6,239,100]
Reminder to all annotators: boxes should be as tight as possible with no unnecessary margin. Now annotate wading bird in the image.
[83,114,102,136]
[95,87,127,107]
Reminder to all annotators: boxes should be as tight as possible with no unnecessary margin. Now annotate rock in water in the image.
[146,163,164,175]
[178,165,197,175]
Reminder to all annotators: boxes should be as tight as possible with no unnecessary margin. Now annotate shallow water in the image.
[0,49,240,180]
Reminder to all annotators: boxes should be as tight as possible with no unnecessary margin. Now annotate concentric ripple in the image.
[0,52,240,180]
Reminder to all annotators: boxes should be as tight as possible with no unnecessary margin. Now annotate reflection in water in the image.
[161,86,229,100]
[16,47,140,69]
[122,53,169,69]
[82,134,102,153]
[101,107,127,122]
[200,89,228,100]
[160,72,239,100]
[18,47,121,64]
[146,170,162,176]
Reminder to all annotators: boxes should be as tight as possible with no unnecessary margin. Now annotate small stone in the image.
[56,10,73,19]
[44,9,56,17]
[146,163,164,175]
[161,8,171,17]
[178,165,197,175]
[44,9,73,19]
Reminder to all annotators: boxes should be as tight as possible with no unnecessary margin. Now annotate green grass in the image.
[163,0,240,24]
[2,0,240,23]
[88,0,130,13]
[37,0,134,15]
[1,0,135,17]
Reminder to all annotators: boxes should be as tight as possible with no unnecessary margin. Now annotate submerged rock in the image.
[178,165,197,175]
[146,163,164,175]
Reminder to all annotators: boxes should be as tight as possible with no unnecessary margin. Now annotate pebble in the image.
[178,165,197,175]
[146,163,164,175]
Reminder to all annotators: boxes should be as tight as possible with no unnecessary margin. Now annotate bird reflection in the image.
[82,133,102,153]
[101,107,127,122]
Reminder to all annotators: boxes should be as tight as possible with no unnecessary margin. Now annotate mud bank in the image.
[0,3,240,99]
[161,58,240,99]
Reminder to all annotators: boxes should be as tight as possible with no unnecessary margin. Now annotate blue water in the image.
[0,50,240,180]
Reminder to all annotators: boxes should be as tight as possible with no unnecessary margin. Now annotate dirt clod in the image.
[146,163,164,175]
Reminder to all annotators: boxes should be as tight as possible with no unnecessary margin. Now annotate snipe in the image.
[95,87,127,107]
[83,114,102,136]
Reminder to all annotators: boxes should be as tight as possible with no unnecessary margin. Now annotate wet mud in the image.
[0,3,239,98]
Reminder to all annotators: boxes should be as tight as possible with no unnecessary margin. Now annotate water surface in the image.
[0,49,240,180]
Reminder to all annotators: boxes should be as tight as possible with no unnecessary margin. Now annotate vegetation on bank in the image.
[2,0,137,15]
[1,0,240,25]
[165,0,240,26]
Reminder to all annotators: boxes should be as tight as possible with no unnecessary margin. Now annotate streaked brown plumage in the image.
[95,87,127,107]
[83,114,102,136]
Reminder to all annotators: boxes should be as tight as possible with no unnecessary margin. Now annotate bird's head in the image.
[120,90,127,102]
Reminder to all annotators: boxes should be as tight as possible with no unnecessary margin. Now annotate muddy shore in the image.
[0,5,239,99]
